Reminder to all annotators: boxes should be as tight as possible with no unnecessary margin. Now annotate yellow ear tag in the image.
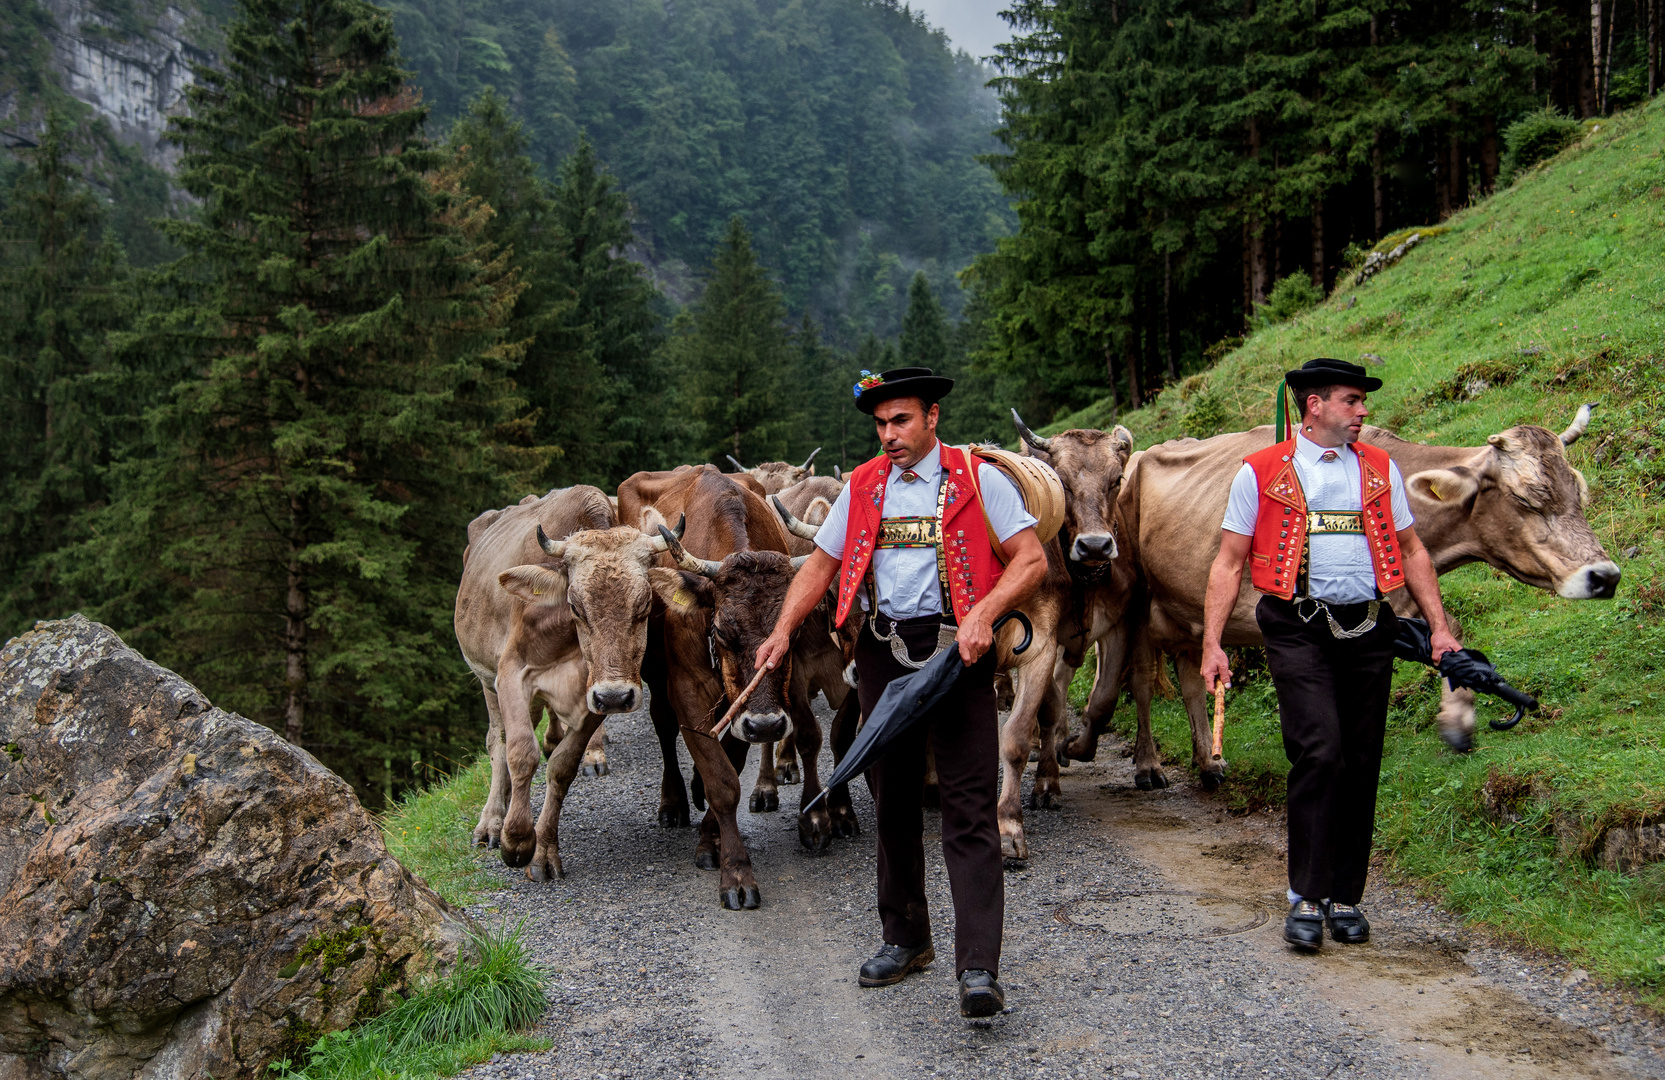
[1429,482,1442,501]
[672,589,694,608]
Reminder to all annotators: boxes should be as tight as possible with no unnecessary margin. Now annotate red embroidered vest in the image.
[1243,438,1405,600]
[833,445,1005,627]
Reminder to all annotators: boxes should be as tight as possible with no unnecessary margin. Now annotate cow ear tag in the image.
[671,588,694,608]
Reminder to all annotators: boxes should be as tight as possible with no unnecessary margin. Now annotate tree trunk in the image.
[1310,196,1324,292]
[1450,135,1466,213]
[284,542,307,746]
[1651,0,1659,97]
[1603,1,1616,112]
[1163,251,1178,382]
[1244,119,1269,328]
[1371,132,1385,237]
[1591,0,1606,113]
[1143,280,1160,392]
[1103,344,1120,421]
[1123,329,1142,411]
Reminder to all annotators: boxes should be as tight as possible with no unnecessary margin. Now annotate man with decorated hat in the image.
[1198,358,1459,951]
[755,366,1047,1016]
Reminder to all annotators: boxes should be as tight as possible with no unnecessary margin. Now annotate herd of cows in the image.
[452,405,1620,910]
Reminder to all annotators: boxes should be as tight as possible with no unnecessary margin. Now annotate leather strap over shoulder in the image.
[965,444,1065,546]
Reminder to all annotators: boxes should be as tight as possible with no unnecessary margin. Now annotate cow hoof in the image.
[776,762,801,785]
[1199,765,1225,790]
[1135,768,1169,791]
[1000,834,1028,862]
[500,844,533,869]
[830,806,861,838]
[526,856,565,882]
[1026,789,1062,811]
[582,761,609,778]
[721,885,762,910]
[798,811,833,853]
[695,848,720,871]
[659,804,691,828]
[749,790,779,813]
[1442,729,1474,753]
[921,785,940,810]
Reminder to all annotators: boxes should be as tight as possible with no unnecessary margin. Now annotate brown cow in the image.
[618,466,823,901]
[725,448,821,494]
[455,488,683,878]
[1113,406,1618,787]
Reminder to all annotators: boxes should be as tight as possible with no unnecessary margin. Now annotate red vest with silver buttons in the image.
[1243,438,1405,600]
[833,445,1004,627]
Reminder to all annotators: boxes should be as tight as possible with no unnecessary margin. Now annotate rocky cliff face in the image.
[38,0,207,168]
[0,616,472,1080]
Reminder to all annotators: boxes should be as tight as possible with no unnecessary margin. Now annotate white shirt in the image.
[1221,431,1413,604]
[815,442,1038,618]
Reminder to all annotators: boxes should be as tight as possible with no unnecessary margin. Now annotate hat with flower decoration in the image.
[852,366,955,415]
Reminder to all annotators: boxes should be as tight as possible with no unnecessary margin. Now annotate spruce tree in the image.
[672,216,794,465]
[899,271,951,371]
[0,111,132,637]
[112,0,536,798]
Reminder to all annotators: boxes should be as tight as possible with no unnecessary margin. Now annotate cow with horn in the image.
[617,465,821,907]
[454,487,691,880]
[756,366,1047,1018]
[724,447,823,494]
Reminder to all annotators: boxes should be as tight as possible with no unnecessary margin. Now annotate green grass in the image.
[1058,95,1665,999]
[382,756,499,907]
[272,923,551,1080]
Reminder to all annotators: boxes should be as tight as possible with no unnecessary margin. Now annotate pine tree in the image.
[899,271,951,371]
[106,0,537,799]
[0,111,132,637]
[672,216,795,465]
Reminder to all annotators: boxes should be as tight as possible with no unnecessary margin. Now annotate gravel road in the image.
[459,701,1665,1080]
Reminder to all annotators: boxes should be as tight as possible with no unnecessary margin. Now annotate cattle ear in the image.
[499,564,566,604]
[648,567,713,615]
[1406,468,1480,512]
[1111,425,1135,461]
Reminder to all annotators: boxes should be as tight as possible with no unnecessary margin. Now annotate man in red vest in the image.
[1199,358,1459,951]
[756,367,1046,1016]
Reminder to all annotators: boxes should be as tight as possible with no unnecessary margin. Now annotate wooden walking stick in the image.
[710,663,773,738]
[1211,677,1227,762]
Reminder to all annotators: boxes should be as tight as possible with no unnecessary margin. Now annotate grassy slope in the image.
[1057,97,1665,996]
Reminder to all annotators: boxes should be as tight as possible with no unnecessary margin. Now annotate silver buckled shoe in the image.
[1284,899,1325,950]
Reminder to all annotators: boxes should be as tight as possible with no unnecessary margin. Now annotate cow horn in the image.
[646,513,687,552]
[726,454,749,473]
[1012,408,1053,453]
[658,524,722,578]
[799,447,821,471]
[832,465,842,482]
[536,525,566,558]
[790,553,811,569]
[1559,402,1598,446]
[773,496,821,540]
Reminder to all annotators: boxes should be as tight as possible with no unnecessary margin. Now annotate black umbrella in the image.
[806,611,1033,810]
[1393,617,1537,730]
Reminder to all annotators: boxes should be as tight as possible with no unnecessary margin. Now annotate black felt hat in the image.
[1284,357,1382,393]
[852,366,955,414]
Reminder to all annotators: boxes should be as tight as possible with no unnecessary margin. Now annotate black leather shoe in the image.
[1326,901,1370,944]
[959,969,1005,1017]
[858,942,934,987]
[1284,899,1325,950]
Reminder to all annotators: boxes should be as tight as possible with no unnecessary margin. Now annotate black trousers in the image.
[1256,595,1398,906]
[854,616,1004,977]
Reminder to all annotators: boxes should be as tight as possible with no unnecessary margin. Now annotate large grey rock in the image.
[0,616,471,1080]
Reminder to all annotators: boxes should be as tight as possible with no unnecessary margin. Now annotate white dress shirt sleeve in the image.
[813,483,853,560]
[1388,461,1415,531]
[1221,463,1259,536]
[976,463,1039,542]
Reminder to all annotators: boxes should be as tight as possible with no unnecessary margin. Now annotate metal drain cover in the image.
[1053,890,1269,939]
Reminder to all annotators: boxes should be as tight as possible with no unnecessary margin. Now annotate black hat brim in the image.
[855,375,955,414]
[1284,358,1382,394]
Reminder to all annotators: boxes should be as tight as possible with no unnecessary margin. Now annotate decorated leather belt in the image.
[876,515,940,548]
[1306,510,1364,534]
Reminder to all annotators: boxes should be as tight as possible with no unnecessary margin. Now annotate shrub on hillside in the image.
[1255,274,1323,328]
[1501,107,1582,183]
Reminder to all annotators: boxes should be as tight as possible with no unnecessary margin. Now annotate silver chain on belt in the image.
[1293,597,1381,640]
[871,616,959,669]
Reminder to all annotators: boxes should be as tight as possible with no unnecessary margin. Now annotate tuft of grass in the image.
[272,923,551,1080]
[1051,96,1665,1000]
[382,757,496,907]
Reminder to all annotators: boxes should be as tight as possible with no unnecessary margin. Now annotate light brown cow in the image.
[725,448,821,494]
[1113,407,1618,786]
[455,488,683,879]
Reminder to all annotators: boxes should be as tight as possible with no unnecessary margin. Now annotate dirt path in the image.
[462,706,1665,1080]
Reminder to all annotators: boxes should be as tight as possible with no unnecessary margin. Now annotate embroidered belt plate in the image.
[877,515,940,548]
[1306,510,1364,534]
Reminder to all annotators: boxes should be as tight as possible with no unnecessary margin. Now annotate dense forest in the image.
[0,0,1660,801]
[968,0,1664,425]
